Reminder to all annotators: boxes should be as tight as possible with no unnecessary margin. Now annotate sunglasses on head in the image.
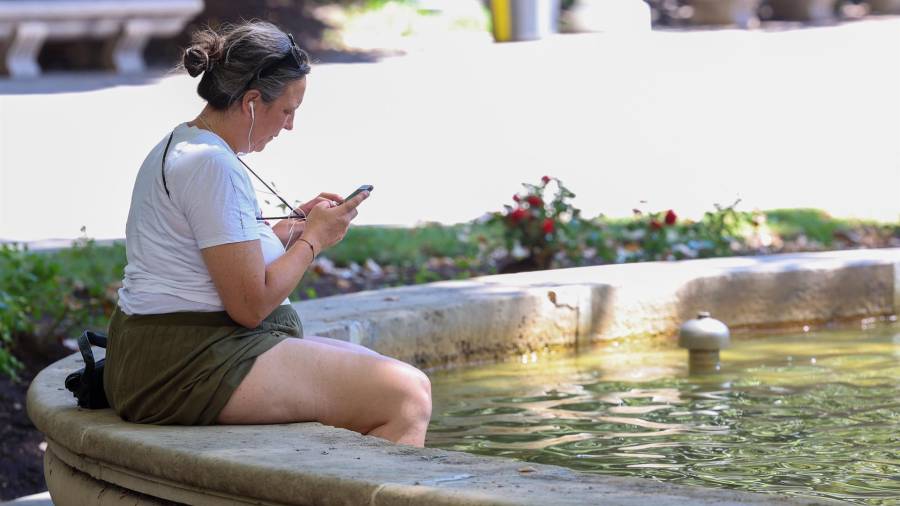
[255,33,308,82]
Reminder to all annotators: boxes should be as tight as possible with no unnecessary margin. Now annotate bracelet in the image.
[297,237,317,259]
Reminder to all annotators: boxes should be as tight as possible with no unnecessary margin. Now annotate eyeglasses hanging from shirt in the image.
[159,131,305,222]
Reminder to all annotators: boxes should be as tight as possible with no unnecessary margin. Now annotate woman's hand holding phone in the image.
[340,185,374,205]
[300,186,372,253]
[293,185,373,216]
[293,192,343,218]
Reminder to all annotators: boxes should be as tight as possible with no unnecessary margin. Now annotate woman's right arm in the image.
[201,191,368,328]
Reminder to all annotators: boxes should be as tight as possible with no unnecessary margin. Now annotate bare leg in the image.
[217,337,431,447]
[302,335,382,357]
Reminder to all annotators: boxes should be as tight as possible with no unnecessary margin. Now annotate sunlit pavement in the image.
[1,18,898,243]
[0,492,52,506]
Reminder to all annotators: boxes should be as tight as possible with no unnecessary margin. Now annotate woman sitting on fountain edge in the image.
[104,21,432,447]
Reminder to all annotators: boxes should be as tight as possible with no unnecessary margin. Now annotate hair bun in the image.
[183,28,225,77]
[183,46,210,77]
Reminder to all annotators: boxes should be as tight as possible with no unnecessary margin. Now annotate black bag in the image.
[64,330,110,409]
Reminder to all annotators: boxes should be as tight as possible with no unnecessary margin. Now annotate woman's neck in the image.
[191,106,243,154]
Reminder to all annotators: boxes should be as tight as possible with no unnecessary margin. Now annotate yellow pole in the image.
[491,0,512,42]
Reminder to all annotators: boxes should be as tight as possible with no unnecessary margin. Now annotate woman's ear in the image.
[242,90,261,114]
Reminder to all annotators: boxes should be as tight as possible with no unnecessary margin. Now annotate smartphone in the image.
[340,185,374,204]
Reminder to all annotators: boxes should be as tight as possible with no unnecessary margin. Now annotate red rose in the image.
[542,218,555,234]
[526,195,543,208]
[512,194,521,203]
[650,220,663,231]
[508,208,526,223]
[541,176,551,185]
[664,209,677,226]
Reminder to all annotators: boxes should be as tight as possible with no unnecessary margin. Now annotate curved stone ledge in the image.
[29,353,840,505]
[44,447,167,505]
[298,248,900,369]
[30,249,898,505]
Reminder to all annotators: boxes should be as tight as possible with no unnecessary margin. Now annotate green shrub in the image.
[595,201,757,263]
[324,223,479,267]
[51,239,127,327]
[688,200,758,258]
[0,240,125,378]
[0,289,26,378]
[764,209,841,246]
[0,244,63,377]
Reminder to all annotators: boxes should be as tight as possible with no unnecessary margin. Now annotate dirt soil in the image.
[0,377,44,501]
[0,347,67,501]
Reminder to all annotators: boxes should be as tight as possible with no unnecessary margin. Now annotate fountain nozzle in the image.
[679,312,731,374]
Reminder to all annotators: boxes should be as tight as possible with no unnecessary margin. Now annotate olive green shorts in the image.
[104,304,302,425]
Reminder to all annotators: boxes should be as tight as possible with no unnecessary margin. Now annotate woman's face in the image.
[250,78,307,153]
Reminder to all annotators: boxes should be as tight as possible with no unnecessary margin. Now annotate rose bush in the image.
[618,208,679,262]
[484,179,772,269]
[486,176,586,272]
[618,201,762,263]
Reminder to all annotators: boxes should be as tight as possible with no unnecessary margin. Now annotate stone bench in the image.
[0,0,203,78]
[28,249,900,504]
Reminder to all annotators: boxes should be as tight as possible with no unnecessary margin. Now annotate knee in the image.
[387,363,432,425]
[414,368,432,420]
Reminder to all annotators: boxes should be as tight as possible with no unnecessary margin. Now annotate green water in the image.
[426,320,900,505]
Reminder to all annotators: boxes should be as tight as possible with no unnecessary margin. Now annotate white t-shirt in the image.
[117,123,290,315]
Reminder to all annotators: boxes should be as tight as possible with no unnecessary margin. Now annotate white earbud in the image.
[244,101,256,155]
[237,102,256,155]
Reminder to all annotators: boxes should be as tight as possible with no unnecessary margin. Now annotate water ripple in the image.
[428,323,900,505]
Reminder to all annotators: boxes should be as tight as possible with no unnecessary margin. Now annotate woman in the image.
[104,21,432,447]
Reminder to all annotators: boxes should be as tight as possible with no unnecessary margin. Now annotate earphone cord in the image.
[234,156,305,220]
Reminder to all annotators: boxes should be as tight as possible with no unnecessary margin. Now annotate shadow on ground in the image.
[0,73,167,96]
[0,47,393,96]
